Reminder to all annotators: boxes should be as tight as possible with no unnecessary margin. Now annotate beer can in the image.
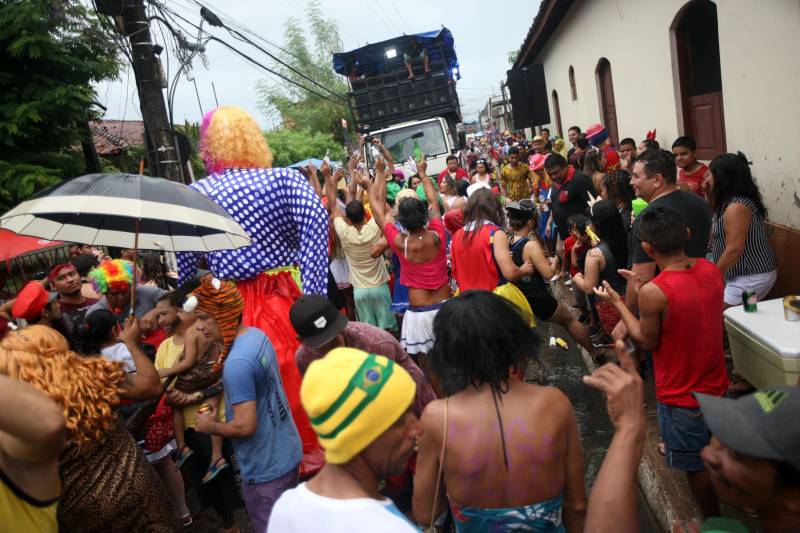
[197,403,213,415]
[742,290,758,313]
[784,296,800,321]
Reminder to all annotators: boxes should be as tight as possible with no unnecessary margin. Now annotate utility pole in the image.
[500,81,513,133]
[117,1,183,181]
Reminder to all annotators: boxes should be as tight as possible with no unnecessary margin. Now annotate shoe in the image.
[175,445,194,470]
[588,325,603,338]
[564,278,572,286]
[201,457,229,484]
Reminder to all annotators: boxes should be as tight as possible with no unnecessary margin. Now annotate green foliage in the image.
[507,50,519,66]
[255,0,350,140]
[265,128,346,168]
[0,0,119,211]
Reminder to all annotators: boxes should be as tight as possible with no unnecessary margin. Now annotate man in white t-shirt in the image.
[268,348,421,532]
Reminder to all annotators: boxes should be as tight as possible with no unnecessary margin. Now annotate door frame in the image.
[594,57,619,146]
[669,0,727,156]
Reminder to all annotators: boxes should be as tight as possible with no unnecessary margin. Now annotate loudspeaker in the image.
[506,63,550,127]
[506,67,531,127]
[526,63,550,126]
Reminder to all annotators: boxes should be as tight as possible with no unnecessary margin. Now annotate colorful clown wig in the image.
[200,106,273,173]
[186,277,244,363]
[0,325,124,446]
[88,259,134,295]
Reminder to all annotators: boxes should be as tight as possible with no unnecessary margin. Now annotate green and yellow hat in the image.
[301,348,416,464]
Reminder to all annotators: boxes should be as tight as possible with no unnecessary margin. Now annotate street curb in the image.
[575,345,700,532]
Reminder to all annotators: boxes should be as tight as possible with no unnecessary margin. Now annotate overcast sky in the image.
[97,0,541,129]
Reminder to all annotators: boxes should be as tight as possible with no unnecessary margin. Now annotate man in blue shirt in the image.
[193,277,302,532]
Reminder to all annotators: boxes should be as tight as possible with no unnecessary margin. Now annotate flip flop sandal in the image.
[175,445,194,470]
[202,457,229,484]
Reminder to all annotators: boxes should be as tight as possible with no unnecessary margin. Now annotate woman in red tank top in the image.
[450,189,534,292]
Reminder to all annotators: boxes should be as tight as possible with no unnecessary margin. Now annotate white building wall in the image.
[716,1,800,230]
[532,0,800,228]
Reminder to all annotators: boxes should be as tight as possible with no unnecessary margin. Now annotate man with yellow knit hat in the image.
[192,277,302,532]
[268,347,421,532]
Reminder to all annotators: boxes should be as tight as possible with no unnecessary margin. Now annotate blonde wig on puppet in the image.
[88,259,134,295]
[200,106,273,173]
[0,326,125,446]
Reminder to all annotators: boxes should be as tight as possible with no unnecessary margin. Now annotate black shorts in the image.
[529,292,558,321]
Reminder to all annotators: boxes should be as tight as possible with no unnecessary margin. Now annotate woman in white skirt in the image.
[363,158,451,395]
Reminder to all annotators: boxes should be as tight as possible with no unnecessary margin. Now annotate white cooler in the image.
[724,297,800,388]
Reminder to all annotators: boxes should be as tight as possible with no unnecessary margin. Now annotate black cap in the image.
[289,295,348,348]
[695,387,800,470]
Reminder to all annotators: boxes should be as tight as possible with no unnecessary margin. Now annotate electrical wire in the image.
[150,6,346,108]
[375,1,402,35]
[365,1,396,35]
[388,0,412,33]
[151,0,347,103]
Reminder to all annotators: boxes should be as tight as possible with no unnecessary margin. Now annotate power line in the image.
[365,2,396,35]
[151,0,347,103]
[375,1,402,35]
[151,6,347,108]
[388,0,412,33]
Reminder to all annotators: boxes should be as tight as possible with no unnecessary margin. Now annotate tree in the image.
[265,128,346,169]
[0,0,119,212]
[255,0,350,140]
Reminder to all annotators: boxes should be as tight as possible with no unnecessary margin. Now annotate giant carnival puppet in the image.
[178,106,328,473]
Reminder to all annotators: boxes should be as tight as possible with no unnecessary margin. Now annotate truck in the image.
[333,28,463,177]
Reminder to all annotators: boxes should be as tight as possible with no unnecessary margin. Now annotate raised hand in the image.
[320,160,331,178]
[617,269,645,294]
[593,280,623,304]
[583,340,644,431]
[375,156,386,174]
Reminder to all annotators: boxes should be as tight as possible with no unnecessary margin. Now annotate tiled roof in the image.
[89,120,145,156]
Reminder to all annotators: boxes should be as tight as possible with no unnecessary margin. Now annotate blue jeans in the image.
[656,402,711,472]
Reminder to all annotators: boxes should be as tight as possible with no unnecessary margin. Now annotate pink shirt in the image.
[384,219,449,290]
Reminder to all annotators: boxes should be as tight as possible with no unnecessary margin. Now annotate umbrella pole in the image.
[130,218,140,317]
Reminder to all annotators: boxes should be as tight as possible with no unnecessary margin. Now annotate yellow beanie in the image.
[301,347,416,464]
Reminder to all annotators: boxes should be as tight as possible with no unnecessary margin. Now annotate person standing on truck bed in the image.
[404,38,430,80]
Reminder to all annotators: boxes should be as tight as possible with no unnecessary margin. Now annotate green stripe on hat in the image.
[311,354,395,439]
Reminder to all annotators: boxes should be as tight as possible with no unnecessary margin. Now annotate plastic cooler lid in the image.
[724,297,800,358]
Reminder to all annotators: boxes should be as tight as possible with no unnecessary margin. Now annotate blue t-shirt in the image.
[223,327,302,484]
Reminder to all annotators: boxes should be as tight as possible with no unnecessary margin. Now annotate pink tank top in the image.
[384,219,449,290]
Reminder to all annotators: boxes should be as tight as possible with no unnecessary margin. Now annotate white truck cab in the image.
[373,117,455,178]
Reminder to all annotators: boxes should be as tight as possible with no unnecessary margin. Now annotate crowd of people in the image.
[0,106,797,533]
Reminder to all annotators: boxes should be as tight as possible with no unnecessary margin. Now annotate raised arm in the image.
[365,162,393,232]
[117,317,162,400]
[583,341,645,533]
[372,138,395,173]
[417,158,441,220]
[323,162,346,218]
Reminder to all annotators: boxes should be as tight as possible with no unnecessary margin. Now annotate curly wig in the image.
[200,106,273,173]
[0,326,124,446]
[88,259,134,295]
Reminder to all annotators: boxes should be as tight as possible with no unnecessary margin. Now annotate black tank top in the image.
[508,234,549,298]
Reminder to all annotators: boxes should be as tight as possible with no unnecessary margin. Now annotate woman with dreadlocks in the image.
[0,326,177,532]
[413,291,586,532]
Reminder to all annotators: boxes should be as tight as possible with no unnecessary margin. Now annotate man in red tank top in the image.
[593,206,727,520]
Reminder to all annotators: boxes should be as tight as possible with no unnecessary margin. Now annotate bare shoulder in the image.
[419,398,447,432]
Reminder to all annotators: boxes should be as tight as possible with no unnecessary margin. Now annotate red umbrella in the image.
[0,229,64,262]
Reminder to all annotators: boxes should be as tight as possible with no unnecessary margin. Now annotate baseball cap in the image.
[506,199,535,219]
[289,295,348,348]
[695,387,800,470]
[11,282,55,321]
[301,347,416,464]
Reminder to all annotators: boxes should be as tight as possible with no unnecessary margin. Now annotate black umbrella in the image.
[0,173,250,252]
[1,173,251,311]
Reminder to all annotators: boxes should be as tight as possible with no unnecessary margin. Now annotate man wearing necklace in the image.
[594,207,728,521]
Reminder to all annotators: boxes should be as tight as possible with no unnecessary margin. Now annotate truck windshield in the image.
[379,121,448,162]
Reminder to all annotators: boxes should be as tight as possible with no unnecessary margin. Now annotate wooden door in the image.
[687,91,726,160]
[597,60,619,146]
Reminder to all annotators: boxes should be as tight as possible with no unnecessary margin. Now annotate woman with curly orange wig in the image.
[0,326,178,532]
